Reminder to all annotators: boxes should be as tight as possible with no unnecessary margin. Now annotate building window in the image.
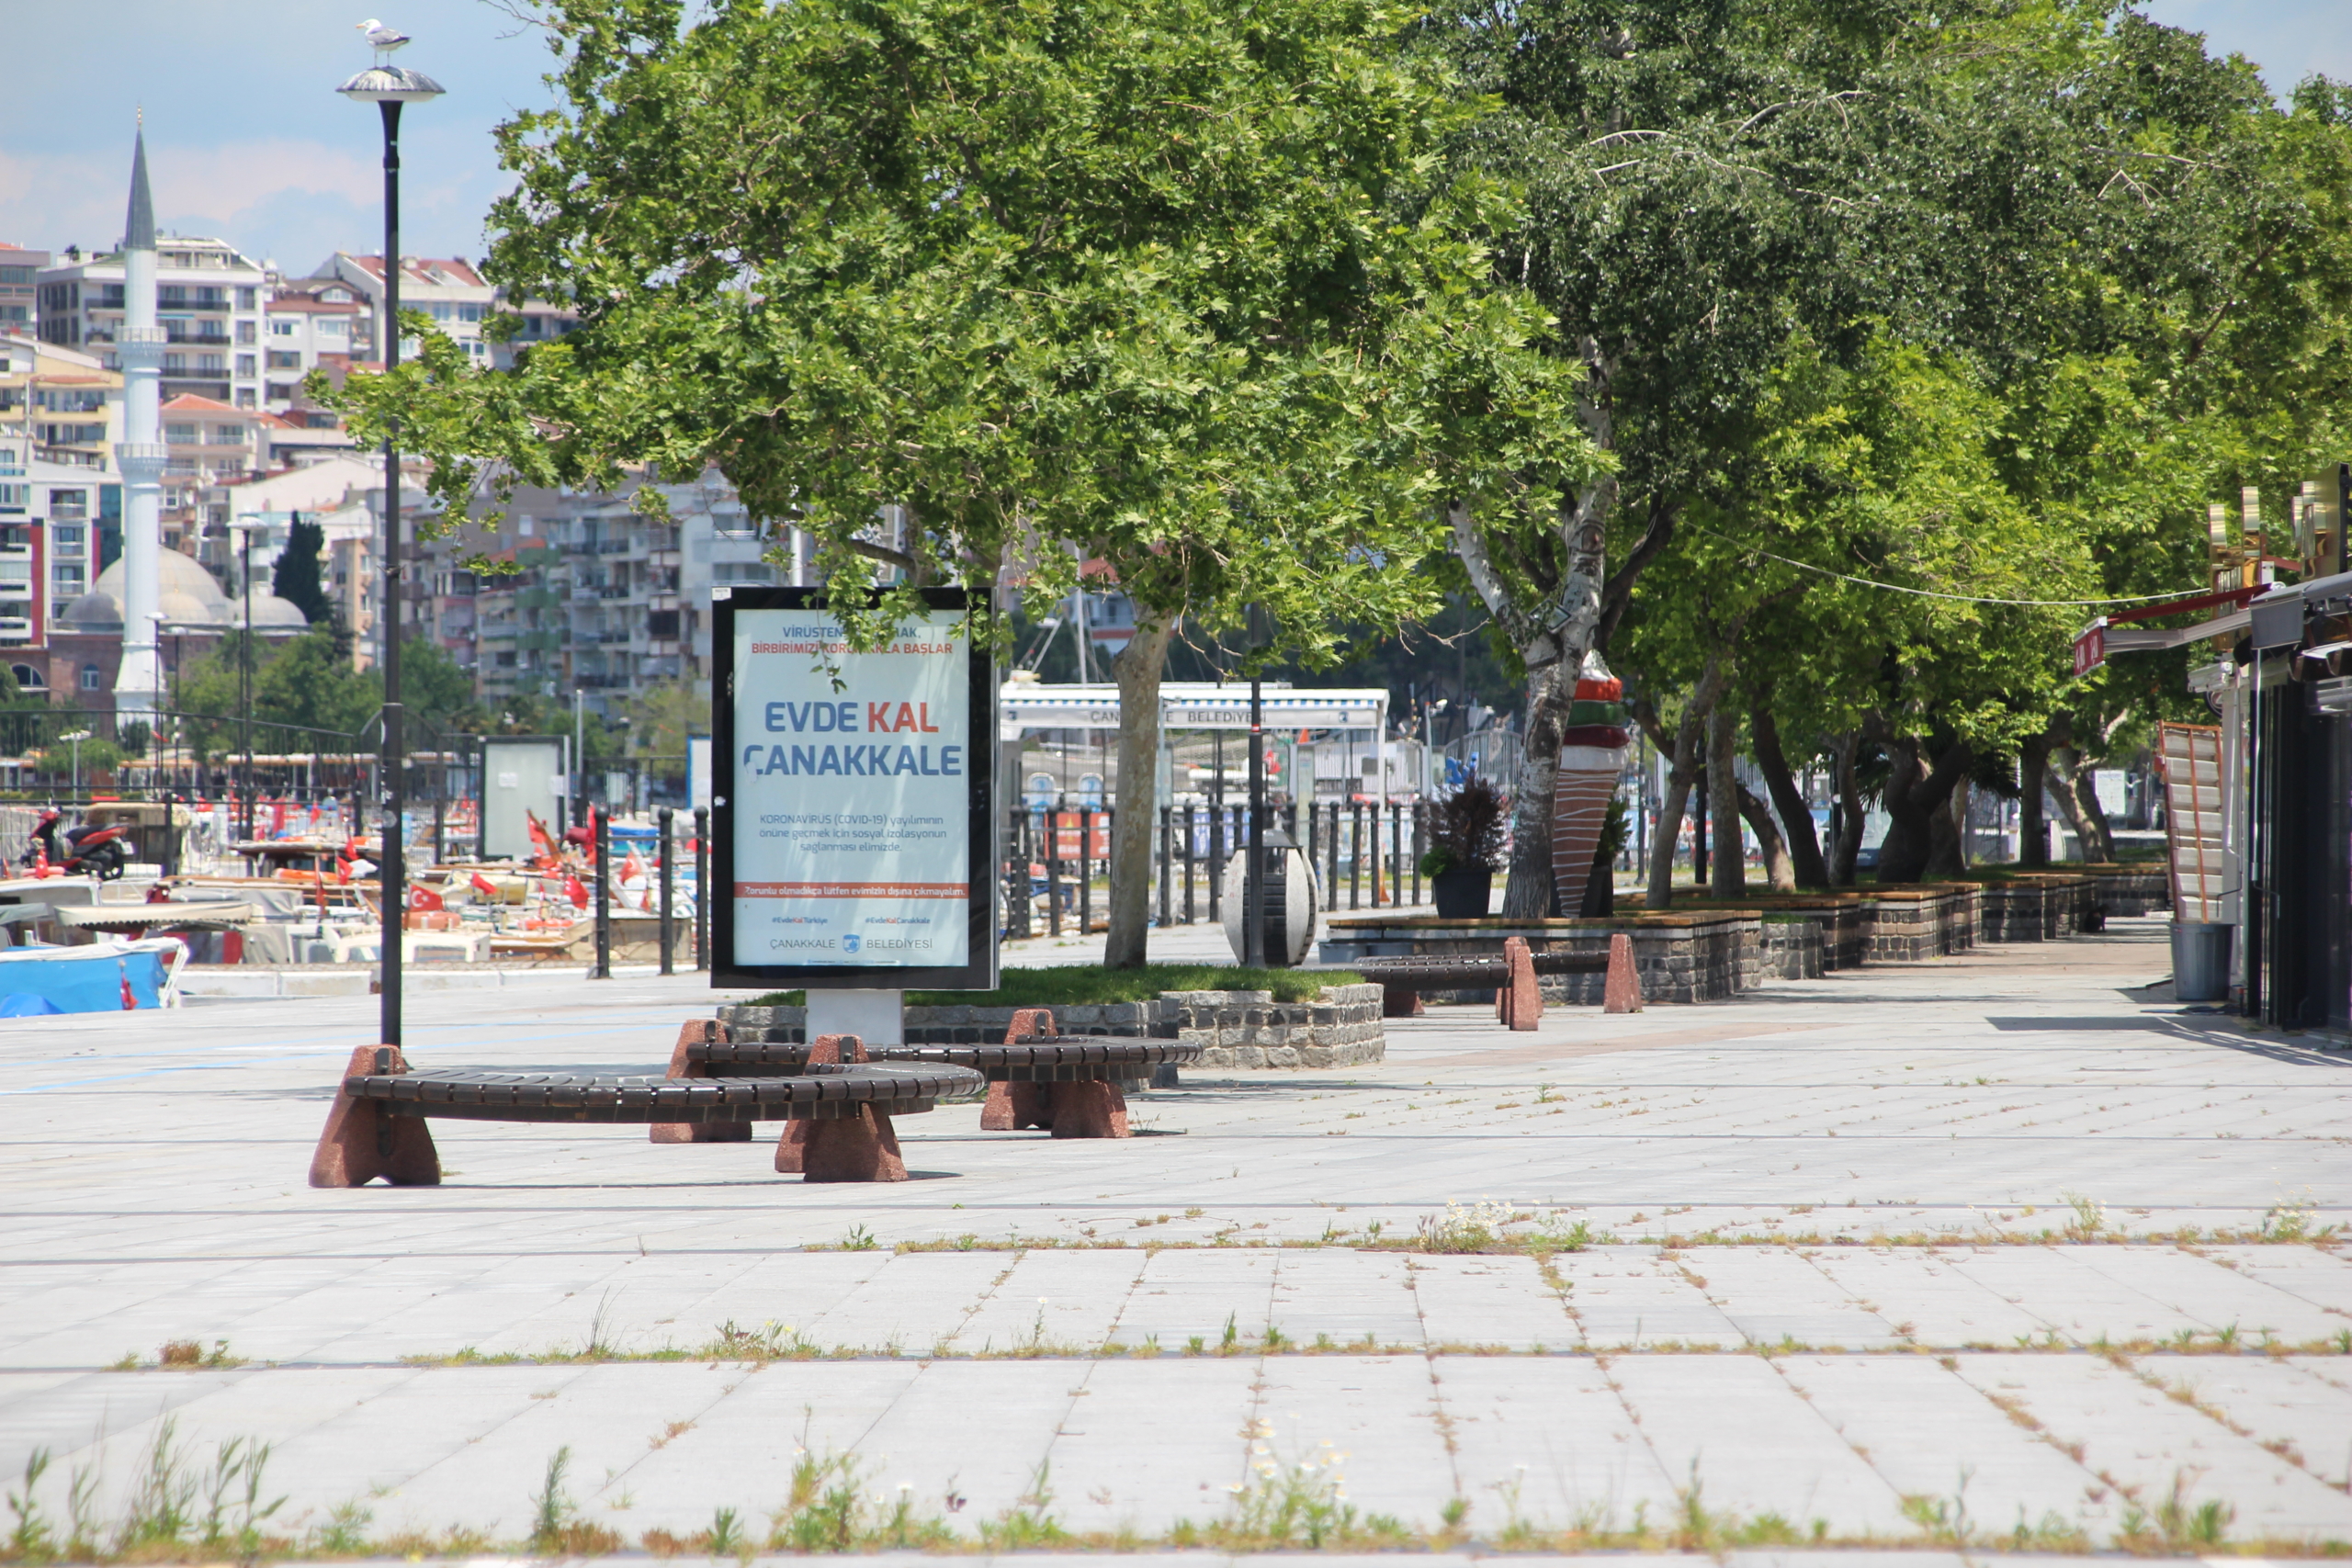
[52,564,84,597]
[209,425,243,445]
[0,485,25,512]
[319,318,345,338]
[47,493,87,523]
[234,355,255,378]
[9,664,42,690]
[51,525,85,556]
[234,388,256,410]
[236,321,257,344]
[164,423,198,443]
[458,303,485,323]
[267,350,302,370]
[79,663,100,692]
[238,288,258,310]
[270,318,297,337]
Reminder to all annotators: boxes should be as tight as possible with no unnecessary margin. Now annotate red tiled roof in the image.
[160,393,249,414]
[268,298,362,314]
[343,254,487,288]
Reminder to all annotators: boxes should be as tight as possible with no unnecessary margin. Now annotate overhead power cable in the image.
[1725,540,2222,609]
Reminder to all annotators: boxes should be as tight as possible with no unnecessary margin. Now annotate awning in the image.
[999,682,1388,733]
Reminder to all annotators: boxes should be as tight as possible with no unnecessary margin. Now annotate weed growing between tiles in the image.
[819,1193,2341,1254]
[11,1421,2342,1562]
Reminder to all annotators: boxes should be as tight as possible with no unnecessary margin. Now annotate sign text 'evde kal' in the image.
[730,608,971,968]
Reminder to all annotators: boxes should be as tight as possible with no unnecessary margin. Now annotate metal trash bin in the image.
[2170,920,2233,1002]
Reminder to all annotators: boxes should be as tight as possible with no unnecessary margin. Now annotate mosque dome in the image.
[64,551,237,631]
[241,587,313,632]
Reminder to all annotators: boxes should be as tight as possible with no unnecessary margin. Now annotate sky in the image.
[0,0,2346,278]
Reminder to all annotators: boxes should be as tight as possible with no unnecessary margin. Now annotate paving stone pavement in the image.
[3,915,2349,1551]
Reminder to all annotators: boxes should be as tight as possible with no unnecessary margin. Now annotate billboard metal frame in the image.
[710,585,998,992]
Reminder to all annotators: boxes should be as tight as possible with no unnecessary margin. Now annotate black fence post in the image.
[692,805,709,971]
[1048,796,1064,937]
[1208,803,1225,924]
[1158,805,1171,929]
[1411,802,1425,907]
[593,812,613,978]
[1182,807,1196,923]
[657,806,675,976]
[1349,800,1363,909]
[1079,805,1094,934]
[1325,801,1340,912]
[1389,803,1402,908]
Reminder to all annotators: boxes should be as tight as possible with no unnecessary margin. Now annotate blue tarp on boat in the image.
[0,941,177,1014]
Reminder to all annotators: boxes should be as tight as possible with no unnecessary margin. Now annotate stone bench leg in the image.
[309,1045,441,1188]
[1045,1079,1128,1138]
[776,1034,907,1181]
[1498,936,1542,1031]
[1603,932,1645,1013]
[650,1020,752,1144]
[982,1008,1057,1132]
[1380,984,1424,1018]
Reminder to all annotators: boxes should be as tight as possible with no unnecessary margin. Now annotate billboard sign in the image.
[711,586,997,990]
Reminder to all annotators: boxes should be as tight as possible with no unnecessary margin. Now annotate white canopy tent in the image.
[998,682,1393,802]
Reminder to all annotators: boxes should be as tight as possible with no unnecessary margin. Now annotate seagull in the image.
[356,18,411,55]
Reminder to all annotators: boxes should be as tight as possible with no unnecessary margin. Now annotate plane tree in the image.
[330,0,1588,965]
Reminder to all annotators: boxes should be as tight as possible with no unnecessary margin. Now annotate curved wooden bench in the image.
[1355,934,1641,1023]
[311,1037,978,1188]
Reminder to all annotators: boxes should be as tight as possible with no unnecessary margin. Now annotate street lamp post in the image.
[340,39,444,1050]
[60,729,92,798]
[227,516,263,840]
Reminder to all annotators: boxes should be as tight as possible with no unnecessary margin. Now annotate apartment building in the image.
[160,394,266,550]
[0,244,46,332]
[1,333,125,479]
[38,236,268,409]
[412,471,775,712]
[308,253,496,367]
[261,287,364,412]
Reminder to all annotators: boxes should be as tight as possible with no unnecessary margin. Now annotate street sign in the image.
[710,586,998,991]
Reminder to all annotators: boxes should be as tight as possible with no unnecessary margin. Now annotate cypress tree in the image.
[272,517,334,625]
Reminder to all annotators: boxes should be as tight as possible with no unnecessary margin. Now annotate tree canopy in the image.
[328,0,1594,961]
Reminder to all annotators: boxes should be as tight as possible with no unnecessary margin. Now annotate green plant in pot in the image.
[1419,774,1507,918]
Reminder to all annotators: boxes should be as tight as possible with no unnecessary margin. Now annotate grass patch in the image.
[749,964,1358,1010]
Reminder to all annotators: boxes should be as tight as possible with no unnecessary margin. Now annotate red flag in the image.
[470,871,498,897]
[119,961,136,1010]
[408,885,444,913]
[622,847,646,883]
[564,874,590,910]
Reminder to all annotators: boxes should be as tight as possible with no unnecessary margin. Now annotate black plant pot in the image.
[1430,867,1493,919]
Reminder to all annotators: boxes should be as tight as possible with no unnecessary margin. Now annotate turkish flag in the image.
[470,871,499,898]
[408,885,444,912]
[564,874,590,910]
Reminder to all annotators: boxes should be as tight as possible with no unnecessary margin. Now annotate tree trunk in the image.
[2018,733,2051,868]
[1924,776,1968,881]
[2050,748,2114,863]
[1876,737,1973,884]
[1645,703,1707,908]
[1829,730,1864,886]
[1102,615,1177,967]
[1499,659,1565,919]
[1707,705,1744,899]
[1692,763,1709,885]
[1736,782,1795,892]
[1578,833,1615,917]
[1750,698,1827,888]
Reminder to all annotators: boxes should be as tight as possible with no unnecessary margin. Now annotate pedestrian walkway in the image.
[2,917,2346,1553]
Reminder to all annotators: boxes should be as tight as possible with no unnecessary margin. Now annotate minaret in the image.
[111,123,166,717]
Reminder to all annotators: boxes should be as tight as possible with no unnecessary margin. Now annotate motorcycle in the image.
[22,807,130,880]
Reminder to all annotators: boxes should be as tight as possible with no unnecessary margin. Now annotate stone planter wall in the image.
[1979,876,2091,942]
[2082,864,2169,918]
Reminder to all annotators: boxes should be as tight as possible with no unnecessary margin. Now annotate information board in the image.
[710,586,997,990]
